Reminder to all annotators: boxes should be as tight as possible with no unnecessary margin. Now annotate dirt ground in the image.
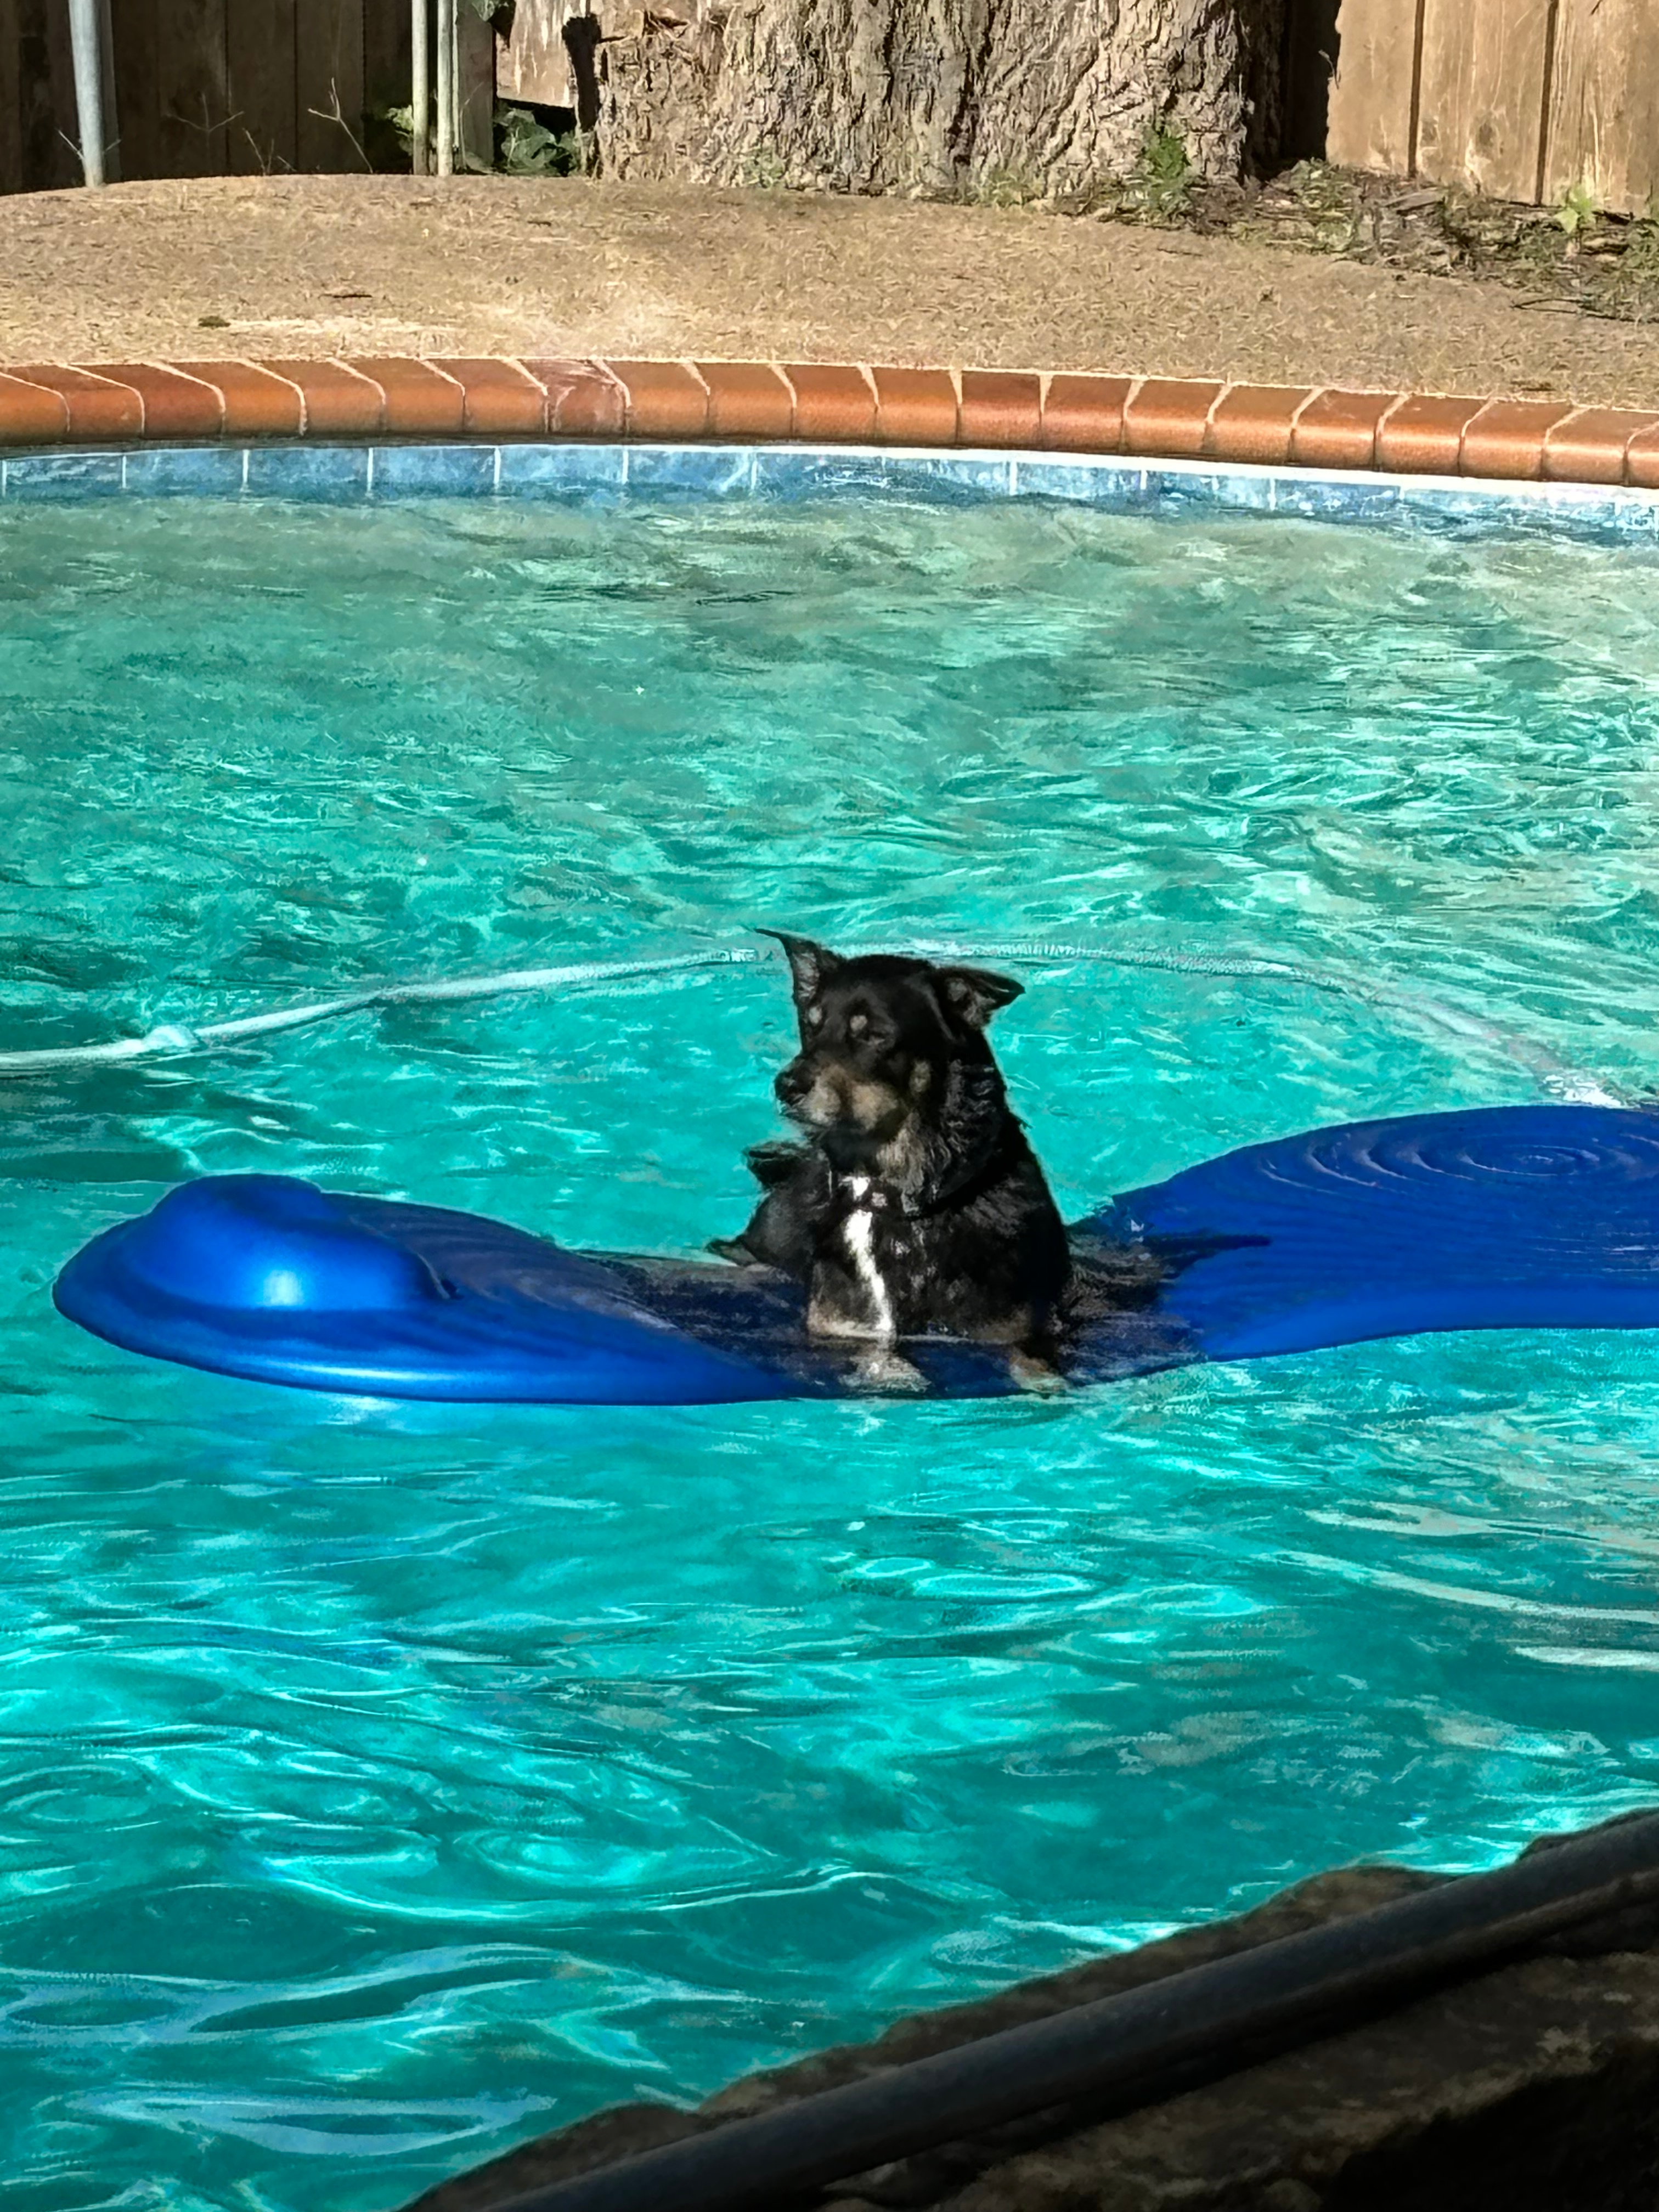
[8,172,1659,406]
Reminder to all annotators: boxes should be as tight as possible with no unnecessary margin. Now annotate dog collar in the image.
[836,1173,893,1214]
[834,1156,997,1222]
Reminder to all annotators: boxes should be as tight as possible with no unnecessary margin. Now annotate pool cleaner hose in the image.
[0,934,1626,1106]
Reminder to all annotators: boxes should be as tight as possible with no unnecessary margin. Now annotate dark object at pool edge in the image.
[412,1808,1659,2212]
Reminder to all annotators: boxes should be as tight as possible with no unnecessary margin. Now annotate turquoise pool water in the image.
[4,489,1659,2210]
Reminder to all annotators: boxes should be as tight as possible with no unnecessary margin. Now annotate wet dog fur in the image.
[709,934,1079,1380]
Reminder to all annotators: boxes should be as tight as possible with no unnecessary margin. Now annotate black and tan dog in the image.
[710,934,1077,1385]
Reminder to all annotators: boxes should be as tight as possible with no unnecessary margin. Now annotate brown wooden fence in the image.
[2,0,1338,199]
[9,0,1652,209]
[0,0,492,192]
[1330,0,1659,214]
[1,0,72,189]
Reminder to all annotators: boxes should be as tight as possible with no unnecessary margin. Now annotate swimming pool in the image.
[5,479,1659,2210]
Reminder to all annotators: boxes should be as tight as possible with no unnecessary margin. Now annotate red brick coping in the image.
[1,357,1658,489]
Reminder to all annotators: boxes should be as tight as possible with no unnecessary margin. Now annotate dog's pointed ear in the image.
[935,965,1023,1030]
[759,930,843,1007]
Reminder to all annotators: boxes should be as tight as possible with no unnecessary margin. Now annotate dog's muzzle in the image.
[774,1061,810,1113]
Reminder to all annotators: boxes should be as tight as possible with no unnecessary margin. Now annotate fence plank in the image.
[363,0,411,153]
[1416,0,1552,202]
[1544,0,1659,215]
[457,0,493,165]
[19,0,79,183]
[1327,0,1419,176]
[229,0,300,173]
[112,0,161,177]
[165,0,232,174]
[296,0,366,169]
[497,0,586,110]
[0,0,20,193]
[1282,0,1341,163]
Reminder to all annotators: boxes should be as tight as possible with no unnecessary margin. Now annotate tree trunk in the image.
[597,0,1283,199]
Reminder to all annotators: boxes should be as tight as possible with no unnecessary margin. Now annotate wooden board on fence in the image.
[160,0,232,174]
[116,0,232,177]
[1544,0,1659,215]
[34,0,80,184]
[0,0,20,194]
[363,0,411,148]
[1328,0,1418,176]
[295,0,367,171]
[112,0,162,177]
[228,0,299,173]
[498,0,588,110]
[458,0,494,167]
[1415,0,1553,202]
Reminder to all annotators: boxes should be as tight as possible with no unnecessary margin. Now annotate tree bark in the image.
[597,0,1283,198]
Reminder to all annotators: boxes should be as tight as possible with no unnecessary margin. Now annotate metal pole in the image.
[66,0,106,187]
[434,0,454,176]
[448,0,461,168]
[410,0,430,173]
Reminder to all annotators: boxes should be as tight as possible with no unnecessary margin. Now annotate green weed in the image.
[1287,159,1359,251]
[1555,179,1599,236]
[496,104,589,175]
[970,161,1042,208]
[740,146,789,190]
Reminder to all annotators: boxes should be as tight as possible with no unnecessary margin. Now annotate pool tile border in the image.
[259,358,383,436]
[1375,392,1486,475]
[350,355,467,437]
[1125,377,1224,458]
[785,362,878,443]
[1205,384,1308,467]
[699,359,794,439]
[0,358,1653,494]
[6,362,144,439]
[1040,374,1133,455]
[173,357,304,436]
[1462,398,1578,481]
[610,358,710,440]
[6,439,1658,542]
[1290,388,1395,471]
[960,368,1044,449]
[870,364,960,446]
[97,361,225,439]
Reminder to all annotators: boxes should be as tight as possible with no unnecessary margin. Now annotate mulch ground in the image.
[5,170,1659,408]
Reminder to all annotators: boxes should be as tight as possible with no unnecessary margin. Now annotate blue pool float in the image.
[53,1104,1659,1404]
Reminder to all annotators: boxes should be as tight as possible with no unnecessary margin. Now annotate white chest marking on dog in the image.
[842,1175,896,1339]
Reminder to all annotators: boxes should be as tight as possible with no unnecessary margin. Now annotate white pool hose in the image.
[0,950,765,1075]
[0,933,1627,1106]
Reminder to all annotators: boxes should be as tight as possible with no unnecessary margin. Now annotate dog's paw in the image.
[1008,1350,1067,1397]
[853,1350,929,1395]
[706,1236,754,1266]
[744,1139,809,1189]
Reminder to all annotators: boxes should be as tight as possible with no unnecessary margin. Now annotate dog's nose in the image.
[775,1062,808,1108]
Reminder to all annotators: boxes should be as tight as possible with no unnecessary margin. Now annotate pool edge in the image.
[0,359,1657,503]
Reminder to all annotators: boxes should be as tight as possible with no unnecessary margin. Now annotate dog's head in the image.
[764,933,1023,1175]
